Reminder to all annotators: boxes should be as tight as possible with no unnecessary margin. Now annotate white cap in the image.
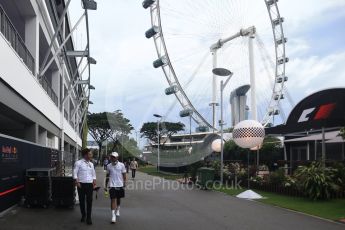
[110,152,119,158]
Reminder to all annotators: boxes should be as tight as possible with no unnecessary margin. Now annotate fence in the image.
[0,4,35,74]
[0,5,60,107]
[39,76,59,106]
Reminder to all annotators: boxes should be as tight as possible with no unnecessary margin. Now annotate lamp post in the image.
[153,114,162,172]
[233,120,265,191]
[212,68,233,184]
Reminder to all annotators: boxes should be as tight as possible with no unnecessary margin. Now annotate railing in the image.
[0,5,35,74]
[39,75,59,106]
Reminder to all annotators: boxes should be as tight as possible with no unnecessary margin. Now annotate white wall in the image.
[0,35,82,146]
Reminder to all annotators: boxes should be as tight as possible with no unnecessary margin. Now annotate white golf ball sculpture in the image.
[233,120,265,149]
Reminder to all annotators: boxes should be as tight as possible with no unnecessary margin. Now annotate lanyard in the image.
[84,160,92,168]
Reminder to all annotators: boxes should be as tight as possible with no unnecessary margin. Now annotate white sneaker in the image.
[116,209,120,217]
[111,214,116,223]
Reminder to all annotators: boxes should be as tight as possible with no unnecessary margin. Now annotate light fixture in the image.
[233,119,265,199]
[212,68,232,76]
[233,120,265,149]
[88,57,97,64]
[211,139,223,153]
[89,85,95,90]
[88,101,94,105]
[82,0,97,10]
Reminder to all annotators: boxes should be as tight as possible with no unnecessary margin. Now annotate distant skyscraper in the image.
[230,85,250,127]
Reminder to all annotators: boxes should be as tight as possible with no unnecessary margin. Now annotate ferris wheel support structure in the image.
[209,26,258,123]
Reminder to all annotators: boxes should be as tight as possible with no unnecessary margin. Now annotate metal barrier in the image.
[0,4,35,74]
[0,4,59,107]
[39,76,59,106]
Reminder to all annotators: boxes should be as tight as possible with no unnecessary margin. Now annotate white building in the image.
[0,0,95,158]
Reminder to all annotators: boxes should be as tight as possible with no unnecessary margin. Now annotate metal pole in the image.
[60,17,66,164]
[307,142,310,161]
[157,120,160,172]
[189,115,192,147]
[257,149,259,167]
[106,139,108,156]
[321,127,326,167]
[211,50,217,132]
[283,139,288,175]
[247,150,250,189]
[341,140,345,160]
[248,36,257,120]
[220,80,224,184]
[314,140,317,161]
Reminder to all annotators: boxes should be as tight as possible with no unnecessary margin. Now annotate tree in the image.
[87,112,112,163]
[140,121,185,145]
[107,110,134,152]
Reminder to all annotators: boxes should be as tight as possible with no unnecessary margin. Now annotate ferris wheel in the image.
[142,0,290,130]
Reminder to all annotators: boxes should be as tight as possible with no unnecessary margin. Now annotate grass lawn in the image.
[138,166,183,180]
[214,187,345,221]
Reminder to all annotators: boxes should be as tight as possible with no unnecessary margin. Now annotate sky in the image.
[69,0,345,141]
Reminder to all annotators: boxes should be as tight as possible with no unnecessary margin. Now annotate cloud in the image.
[288,52,345,96]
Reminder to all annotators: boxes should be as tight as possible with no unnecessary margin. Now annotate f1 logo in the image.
[298,103,336,123]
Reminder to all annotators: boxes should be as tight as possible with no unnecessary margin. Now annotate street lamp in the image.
[233,120,265,192]
[153,114,162,172]
[212,68,233,184]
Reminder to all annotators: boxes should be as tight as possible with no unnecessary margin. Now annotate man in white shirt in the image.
[105,152,127,224]
[73,148,97,225]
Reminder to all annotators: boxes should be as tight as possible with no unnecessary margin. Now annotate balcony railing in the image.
[0,4,35,74]
[39,76,59,106]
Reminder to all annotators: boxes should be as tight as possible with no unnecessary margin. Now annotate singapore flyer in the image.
[144,0,290,130]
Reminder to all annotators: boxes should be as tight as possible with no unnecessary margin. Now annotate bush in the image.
[212,160,221,179]
[294,162,340,200]
[268,168,286,186]
[332,162,345,190]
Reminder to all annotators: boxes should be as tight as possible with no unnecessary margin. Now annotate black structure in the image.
[25,169,53,208]
[51,176,75,207]
[0,134,59,212]
[267,88,345,135]
[266,88,345,172]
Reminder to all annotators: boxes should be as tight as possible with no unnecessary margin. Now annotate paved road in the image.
[0,168,344,230]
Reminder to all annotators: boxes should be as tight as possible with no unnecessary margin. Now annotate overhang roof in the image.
[285,130,339,143]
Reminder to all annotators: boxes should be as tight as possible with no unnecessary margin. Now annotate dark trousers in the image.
[77,183,93,219]
[131,169,136,178]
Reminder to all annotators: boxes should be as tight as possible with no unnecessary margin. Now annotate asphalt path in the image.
[1,167,344,230]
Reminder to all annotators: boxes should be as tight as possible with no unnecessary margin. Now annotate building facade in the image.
[0,0,93,155]
[0,0,95,212]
